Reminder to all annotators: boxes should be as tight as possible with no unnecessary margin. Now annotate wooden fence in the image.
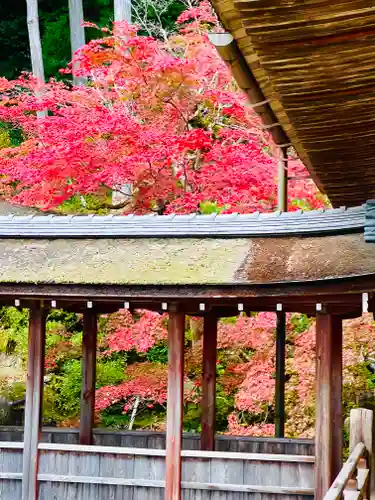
[0,441,315,500]
[323,408,373,500]
[0,426,314,455]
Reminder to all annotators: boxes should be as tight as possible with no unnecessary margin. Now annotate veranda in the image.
[0,205,374,500]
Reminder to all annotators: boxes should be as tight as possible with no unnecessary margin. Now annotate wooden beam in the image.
[165,307,185,500]
[201,313,218,451]
[275,310,286,438]
[79,309,97,445]
[315,314,343,500]
[22,302,46,500]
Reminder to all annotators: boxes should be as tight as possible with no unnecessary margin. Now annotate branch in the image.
[98,199,132,210]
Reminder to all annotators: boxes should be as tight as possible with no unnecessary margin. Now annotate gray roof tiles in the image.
[0,204,366,238]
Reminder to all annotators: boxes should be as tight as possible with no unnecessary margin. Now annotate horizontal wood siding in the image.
[0,442,314,500]
[0,426,314,455]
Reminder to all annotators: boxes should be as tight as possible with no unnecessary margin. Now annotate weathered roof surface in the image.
[0,233,374,285]
[0,205,365,238]
[0,201,40,216]
[210,0,375,207]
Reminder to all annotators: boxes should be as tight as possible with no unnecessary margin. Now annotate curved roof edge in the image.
[0,205,366,238]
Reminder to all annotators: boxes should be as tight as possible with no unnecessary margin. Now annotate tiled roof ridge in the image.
[0,204,366,238]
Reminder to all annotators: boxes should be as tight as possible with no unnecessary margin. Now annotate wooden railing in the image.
[324,409,373,500]
[0,441,315,500]
[0,426,314,454]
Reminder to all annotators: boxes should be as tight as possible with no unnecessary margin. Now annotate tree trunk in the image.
[68,0,86,86]
[26,0,46,118]
[190,317,203,347]
[114,0,132,23]
[112,0,132,207]
[26,0,45,82]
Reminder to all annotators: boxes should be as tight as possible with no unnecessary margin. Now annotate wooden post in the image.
[79,309,97,445]
[276,146,287,439]
[315,314,343,500]
[201,313,217,451]
[165,307,185,500]
[277,147,288,212]
[22,302,46,500]
[350,408,374,495]
[275,310,286,438]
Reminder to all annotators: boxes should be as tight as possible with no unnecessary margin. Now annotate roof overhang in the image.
[0,209,373,316]
[210,1,375,207]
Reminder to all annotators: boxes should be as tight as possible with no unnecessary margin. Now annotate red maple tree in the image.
[0,3,324,213]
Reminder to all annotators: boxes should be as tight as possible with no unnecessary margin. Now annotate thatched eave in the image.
[210,0,375,207]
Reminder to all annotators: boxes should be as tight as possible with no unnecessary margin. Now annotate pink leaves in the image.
[227,413,275,437]
[235,352,276,413]
[217,313,276,350]
[106,309,167,353]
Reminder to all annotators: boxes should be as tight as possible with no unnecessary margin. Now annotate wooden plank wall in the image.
[0,427,315,455]
[0,443,314,500]
[0,442,314,500]
[0,443,23,499]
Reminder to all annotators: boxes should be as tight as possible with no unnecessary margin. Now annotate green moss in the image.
[0,238,250,285]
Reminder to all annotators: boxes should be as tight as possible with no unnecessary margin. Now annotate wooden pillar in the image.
[22,302,46,500]
[79,309,97,445]
[315,314,343,500]
[165,307,185,500]
[201,313,217,451]
[275,310,286,438]
[277,147,288,212]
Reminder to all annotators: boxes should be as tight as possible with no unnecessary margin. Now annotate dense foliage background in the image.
[1,307,375,438]
[0,0,185,80]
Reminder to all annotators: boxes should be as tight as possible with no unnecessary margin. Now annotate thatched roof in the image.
[210,1,375,207]
[0,233,374,286]
[0,209,372,290]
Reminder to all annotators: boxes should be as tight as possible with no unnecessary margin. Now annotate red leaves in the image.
[106,309,167,353]
[95,362,168,413]
[175,129,213,153]
[176,1,217,26]
[0,3,324,213]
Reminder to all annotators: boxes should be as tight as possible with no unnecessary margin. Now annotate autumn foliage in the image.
[0,3,324,213]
